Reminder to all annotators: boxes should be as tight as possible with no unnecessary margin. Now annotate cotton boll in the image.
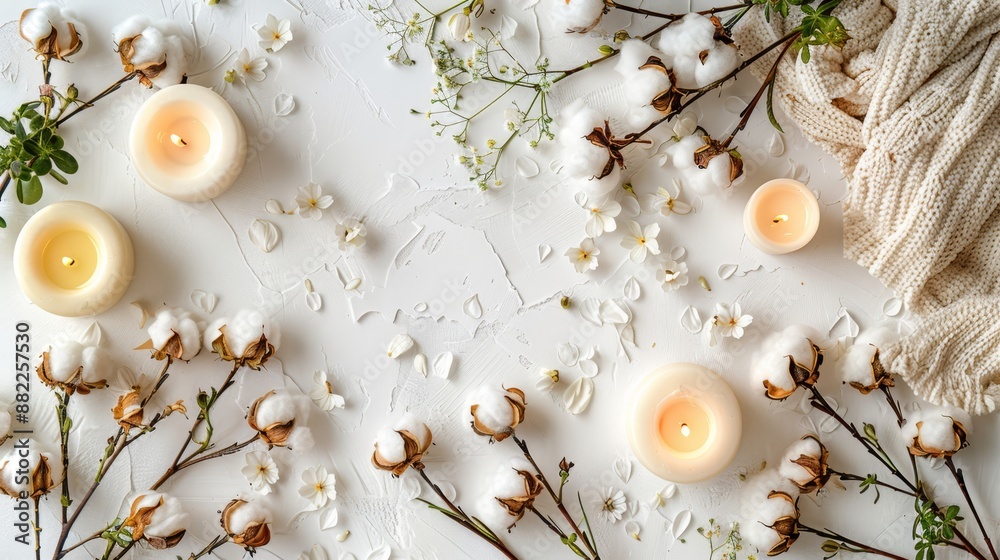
[112,17,189,88]
[903,406,972,454]
[621,70,672,129]
[491,457,535,499]
[148,308,203,360]
[227,500,271,535]
[778,437,821,487]
[47,341,85,382]
[465,386,516,434]
[615,40,659,78]
[550,0,605,33]
[395,413,432,449]
[840,343,879,387]
[144,494,187,539]
[253,391,297,428]
[654,14,739,89]
[112,15,150,44]
[212,309,281,358]
[694,45,740,87]
[663,135,740,197]
[203,318,225,350]
[373,426,407,464]
[286,426,314,454]
[750,348,797,395]
[155,34,189,88]
[476,493,515,530]
[21,3,88,58]
[557,100,621,197]
[740,469,799,553]
[80,346,112,384]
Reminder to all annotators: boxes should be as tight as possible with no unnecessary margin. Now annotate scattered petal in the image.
[829,306,860,340]
[345,278,362,291]
[717,263,738,280]
[188,290,216,314]
[581,298,603,326]
[305,291,322,312]
[274,93,296,116]
[614,458,632,484]
[573,191,588,207]
[538,244,551,263]
[623,277,640,301]
[249,219,280,253]
[130,301,151,329]
[434,479,457,501]
[619,324,636,347]
[387,333,414,359]
[366,545,391,560]
[883,297,903,317]
[680,306,702,334]
[557,342,580,367]
[463,294,483,319]
[563,377,594,414]
[579,359,598,377]
[516,156,539,178]
[80,322,102,347]
[265,199,284,214]
[671,510,693,539]
[670,245,686,260]
[413,354,428,376]
[414,302,428,313]
[599,299,630,324]
[619,195,641,218]
[625,520,641,541]
[319,508,339,530]
[432,352,454,379]
[768,132,785,157]
[401,476,421,500]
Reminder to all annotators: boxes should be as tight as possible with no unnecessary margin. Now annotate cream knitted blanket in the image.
[735,0,1000,414]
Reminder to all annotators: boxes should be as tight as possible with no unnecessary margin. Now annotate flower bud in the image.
[204,309,279,370]
[0,449,55,499]
[778,435,830,494]
[122,492,187,549]
[19,4,84,61]
[372,414,433,476]
[447,11,471,42]
[467,386,526,442]
[221,499,271,548]
[37,341,111,395]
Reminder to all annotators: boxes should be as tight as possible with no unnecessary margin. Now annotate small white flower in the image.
[712,302,752,339]
[620,220,660,264]
[234,47,267,82]
[241,451,280,495]
[447,11,471,42]
[594,487,627,524]
[309,370,346,412]
[640,179,692,217]
[504,107,524,131]
[298,465,337,510]
[257,14,293,53]
[655,259,688,292]
[581,198,621,238]
[336,219,367,251]
[565,238,600,273]
[295,183,334,221]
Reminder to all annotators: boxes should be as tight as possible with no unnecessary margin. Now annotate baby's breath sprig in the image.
[698,520,749,560]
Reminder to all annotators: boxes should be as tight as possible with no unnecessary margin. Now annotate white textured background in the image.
[0,0,997,559]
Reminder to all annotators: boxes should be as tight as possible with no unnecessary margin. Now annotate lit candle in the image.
[129,84,247,202]
[626,363,742,483]
[13,201,134,317]
[742,178,820,254]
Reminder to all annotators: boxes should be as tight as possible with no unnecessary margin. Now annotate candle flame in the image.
[772,214,789,224]
[62,256,76,267]
[680,424,691,437]
[170,134,188,147]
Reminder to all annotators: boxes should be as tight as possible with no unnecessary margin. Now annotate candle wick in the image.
[680,423,691,437]
[170,134,188,147]
[62,256,76,268]
[772,214,789,224]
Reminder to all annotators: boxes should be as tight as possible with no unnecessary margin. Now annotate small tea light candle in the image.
[626,363,742,483]
[743,178,820,254]
[13,201,134,317]
[129,84,247,202]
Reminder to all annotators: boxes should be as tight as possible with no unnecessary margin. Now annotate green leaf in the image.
[10,160,23,177]
[30,156,52,176]
[14,119,26,140]
[14,179,22,203]
[766,79,783,133]
[49,169,68,185]
[29,115,45,132]
[801,45,811,63]
[0,216,6,228]
[50,150,78,174]
[0,118,13,134]
[23,139,42,157]
[20,175,43,205]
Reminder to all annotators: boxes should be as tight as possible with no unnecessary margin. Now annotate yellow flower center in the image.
[578,251,590,260]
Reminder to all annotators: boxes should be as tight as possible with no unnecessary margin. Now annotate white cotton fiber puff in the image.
[465,386,515,433]
[557,100,621,198]
[615,39,658,77]
[21,3,87,57]
[621,67,673,129]
[396,413,432,448]
[227,500,271,534]
[47,340,84,382]
[840,343,879,387]
[550,0,605,33]
[778,437,821,487]
[654,13,739,89]
[148,307,203,360]
[750,325,822,395]
[740,468,798,553]
[662,135,744,197]
[112,16,189,88]
[130,492,188,538]
[80,345,111,384]
[254,390,297,428]
[476,493,515,531]
[206,309,281,358]
[286,426,314,454]
[901,406,972,453]
[373,426,407,464]
[491,457,534,499]
[0,449,51,495]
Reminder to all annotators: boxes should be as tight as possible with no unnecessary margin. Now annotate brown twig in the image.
[512,435,600,560]
[799,525,908,560]
[607,1,748,21]
[946,458,999,560]
[829,469,917,498]
[185,535,230,560]
[719,35,796,148]
[33,497,42,560]
[54,72,137,128]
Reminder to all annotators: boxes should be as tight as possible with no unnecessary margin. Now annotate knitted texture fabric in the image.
[735,0,1000,414]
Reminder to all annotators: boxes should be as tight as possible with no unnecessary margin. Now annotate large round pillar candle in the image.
[129,84,247,202]
[743,178,820,254]
[626,363,742,483]
[14,201,134,317]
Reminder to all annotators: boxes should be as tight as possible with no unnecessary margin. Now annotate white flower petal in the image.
[249,219,279,253]
[387,333,414,359]
[432,352,454,379]
[563,377,594,414]
[680,306,702,334]
[614,458,632,484]
[581,298,603,326]
[557,342,580,367]
[413,353,428,376]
